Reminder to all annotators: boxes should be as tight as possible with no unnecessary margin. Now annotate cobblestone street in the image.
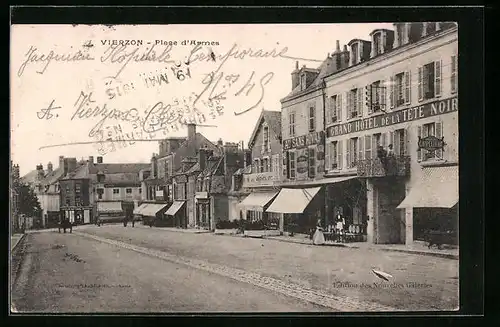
[74,224,458,311]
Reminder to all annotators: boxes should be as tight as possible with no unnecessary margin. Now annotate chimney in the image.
[341,45,350,69]
[47,162,53,173]
[36,164,44,180]
[217,138,223,147]
[59,156,64,169]
[88,156,94,164]
[97,156,103,163]
[187,123,196,143]
[291,61,300,90]
[243,149,252,169]
[330,40,342,71]
[335,40,341,53]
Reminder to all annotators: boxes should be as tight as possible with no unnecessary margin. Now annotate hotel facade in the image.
[271,22,458,245]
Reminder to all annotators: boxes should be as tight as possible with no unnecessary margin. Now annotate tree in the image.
[16,182,42,218]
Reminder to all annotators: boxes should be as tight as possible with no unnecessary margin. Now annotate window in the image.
[289,112,296,137]
[348,88,361,118]
[396,24,406,46]
[253,159,259,173]
[126,188,132,194]
[394,129,407,156]
[329,141,339,170]
[395,72,405,106]
[390,72,411,108]
[451,55,457,94]
[329,95,338,122]
[308,105,316,132]
[308,148,316,178]
[346,138,359,168]
[66,185,70,193]
[364,135,372,159]
[289,151,296,179]
[75,196,81,205]
[260,159,264,173]
[262,125,270,152]
[301,74,307,90]
[66,199,70,206]
[425,22,436,36]
[369,81,387,112]
[373,33,382,55]
[419,61,442,101]
[351,43,359,65]
[113,188,120,194]
[272,154,280,175]
[418,122,443,161]
[139,188,142,194]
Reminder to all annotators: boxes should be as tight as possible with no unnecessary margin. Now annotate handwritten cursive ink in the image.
[234,72,274,116]
[100,44,175,79]
[37,99,61,119]
[17,46,95,77]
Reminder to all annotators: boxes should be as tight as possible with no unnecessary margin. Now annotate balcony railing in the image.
[357,155,411,178]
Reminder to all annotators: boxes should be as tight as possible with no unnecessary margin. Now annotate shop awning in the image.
[238,192,278,212]
[266,187,321,214]
[140,203,169,217]
[165,201,186,216]
[397,166,458,209]
[133,203,148,215]
[97,201,123,213]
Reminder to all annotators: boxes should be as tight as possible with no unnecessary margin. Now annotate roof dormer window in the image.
[300,74,307,90]
[373,33,382,56]
[351,43,359,65]
[422,22,437,37]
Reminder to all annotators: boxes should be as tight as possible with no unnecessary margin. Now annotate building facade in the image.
[237,110,284,230]
[271,22,458,245]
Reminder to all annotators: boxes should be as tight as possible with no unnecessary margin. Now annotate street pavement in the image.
[11,224,459,312]
[10,231,326,313]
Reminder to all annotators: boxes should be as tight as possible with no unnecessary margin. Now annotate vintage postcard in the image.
[10,22,459,313]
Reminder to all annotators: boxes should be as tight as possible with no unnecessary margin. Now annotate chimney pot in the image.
[88,156,94,164]
[295,61,299,69]
[343,45,348,52]
[187,123,196,143]
[336,40,340,52]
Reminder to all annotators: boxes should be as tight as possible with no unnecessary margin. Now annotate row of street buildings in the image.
[17,22,458,246]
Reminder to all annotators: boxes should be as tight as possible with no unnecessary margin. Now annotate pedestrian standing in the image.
[335,210,345,243]
[312,219,325,245]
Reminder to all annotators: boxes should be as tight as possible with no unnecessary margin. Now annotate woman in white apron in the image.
[313,219,325,245]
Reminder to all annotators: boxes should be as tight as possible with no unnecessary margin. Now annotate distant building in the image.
[60,156,149,224]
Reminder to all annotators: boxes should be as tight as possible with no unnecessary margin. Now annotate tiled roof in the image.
[281,55,337,101]
[40,168,66,185]
[102,173,142,186]
[248,110,282,148]
[20,169,46,185]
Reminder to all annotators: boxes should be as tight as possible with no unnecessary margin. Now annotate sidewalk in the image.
[10,234,25,252]
[134,224,212,234]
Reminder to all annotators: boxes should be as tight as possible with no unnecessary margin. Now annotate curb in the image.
[376,247,459,260]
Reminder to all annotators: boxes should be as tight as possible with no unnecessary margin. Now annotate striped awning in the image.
[266,187,321,214]
[140,203,170,217]
[165,201,186,216]
[97,201,123,213]
[397,166,459,209]
[238,192,278,212]
[133,203,149,215]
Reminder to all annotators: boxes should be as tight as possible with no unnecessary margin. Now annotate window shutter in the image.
[381,31,387,54]
[435,60,442,97]
[417,125,422,161]
[346,91,352,118]
[359,42,363,62]
[367,85,373,114]
[403,128,409,156]
[389,131,395,149]
[451,55,457,94]
[372,135,377,159]
[404,71,411,104]
[394,130,400,155]
[381,133,387,148]
[389,75,395,109]
[338,140,343,170]
[328,97,334,123]
[326,142,331,171]
[358,137,364,163]
[284,152,290,178]
[357,88,363,117]
[365,135,372,160]
[346,139,351,168]
[380,80,387,108]
[338,94,343,121]
[435,121,443,159]
[418,66,423,101]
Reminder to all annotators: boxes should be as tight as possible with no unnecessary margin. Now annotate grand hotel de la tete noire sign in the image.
[326,96,458,138]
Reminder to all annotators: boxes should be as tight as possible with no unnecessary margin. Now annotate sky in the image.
[11,23,393,176]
